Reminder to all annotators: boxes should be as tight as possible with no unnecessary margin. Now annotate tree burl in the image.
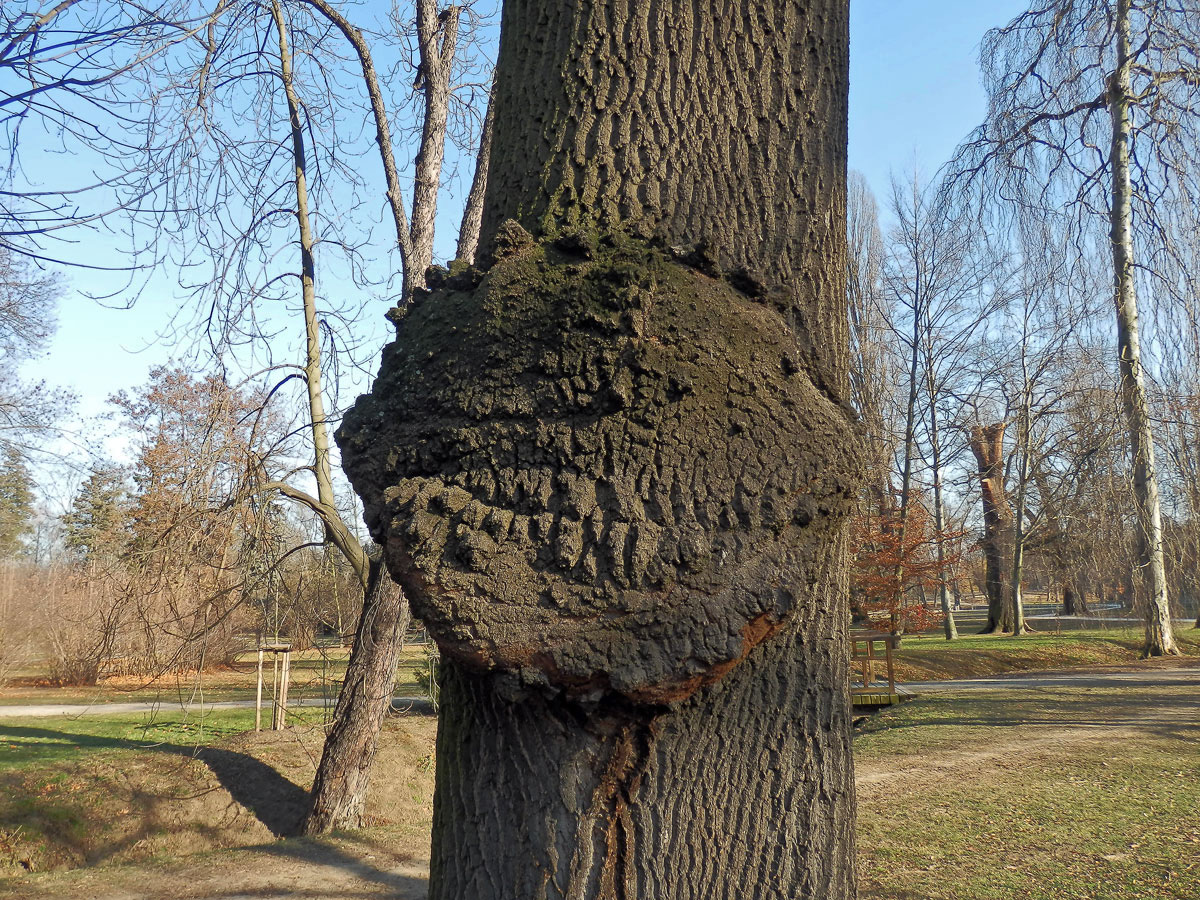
[338,229,860,706]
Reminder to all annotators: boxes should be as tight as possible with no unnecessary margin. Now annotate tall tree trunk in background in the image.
[338,1,860,895]
[292,0,467,835]
[304,558,409,834]
[1108,0,1178,657]
[1009,407,1031,635]
[455,75,495,265]
[970,423,1014,633]
[1063,581,1090,616]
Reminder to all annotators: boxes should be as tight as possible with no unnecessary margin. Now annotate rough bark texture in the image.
[476,0,850,400]
[337,1,857,896]
[342,241,856,701]
[970,423,1013,634]
[304,558,410,834]
[429,560,853,899]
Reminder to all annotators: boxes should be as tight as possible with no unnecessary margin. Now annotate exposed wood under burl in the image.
[338,234,861,705]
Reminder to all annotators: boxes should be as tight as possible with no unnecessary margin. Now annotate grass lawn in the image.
[0,705,436,880]
[0,638,1196,898]
[856,684,1200,899]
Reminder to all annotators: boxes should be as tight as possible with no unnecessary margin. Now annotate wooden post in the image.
[883,635,895,693]
[255,648,264,732]
[272,652,281,730]
[277,649,291,730]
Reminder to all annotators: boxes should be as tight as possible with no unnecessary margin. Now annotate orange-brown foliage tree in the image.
[850,492,961,634]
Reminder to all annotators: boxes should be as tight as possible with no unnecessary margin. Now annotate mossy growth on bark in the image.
[338,226,860,705]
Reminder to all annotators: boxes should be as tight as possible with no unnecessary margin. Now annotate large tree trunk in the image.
[1109,0,1178,657]
[338,1,857,896]
[304,557,410,834]
[970,423,1014,634]
[430,551,854,898]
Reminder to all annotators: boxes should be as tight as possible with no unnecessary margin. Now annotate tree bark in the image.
[304,557,410,834]
[338,1,857,896]
[476,0,851,397]
[454,75,495,265]
[430,548,854,899]
[970,423,1014,633]
[1109,0,1178,657]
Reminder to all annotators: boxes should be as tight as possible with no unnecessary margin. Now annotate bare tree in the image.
[5,0,494,829]
[951,0,1200,655]
[847,172,895,495]
[992,238,1091,636]
[881,171,1005,639]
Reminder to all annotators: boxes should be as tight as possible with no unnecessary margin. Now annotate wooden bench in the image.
[849,628,903,707]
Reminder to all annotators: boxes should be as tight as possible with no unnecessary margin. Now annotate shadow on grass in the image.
[250,834,429,897]
[0,725,434,896]
[0,723,309,838]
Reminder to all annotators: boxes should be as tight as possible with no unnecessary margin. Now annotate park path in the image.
[0,696,433,718]
[2,665,1193,717]
[905,663,1200,693]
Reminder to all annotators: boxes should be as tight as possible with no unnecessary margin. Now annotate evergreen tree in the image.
[62,464,130,564]
[0,449,34,559]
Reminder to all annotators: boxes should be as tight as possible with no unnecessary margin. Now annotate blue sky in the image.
[849,0,1026,200]
[24,1,1029,486]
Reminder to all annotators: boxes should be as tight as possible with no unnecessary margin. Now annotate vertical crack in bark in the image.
[565,711,656,900]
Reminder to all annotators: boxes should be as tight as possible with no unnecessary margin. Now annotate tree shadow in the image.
[0,723,308,838]
[197,746,309,836]
[257,835,429,896]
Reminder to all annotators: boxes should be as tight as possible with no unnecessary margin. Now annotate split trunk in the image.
[970,423,1014,634]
